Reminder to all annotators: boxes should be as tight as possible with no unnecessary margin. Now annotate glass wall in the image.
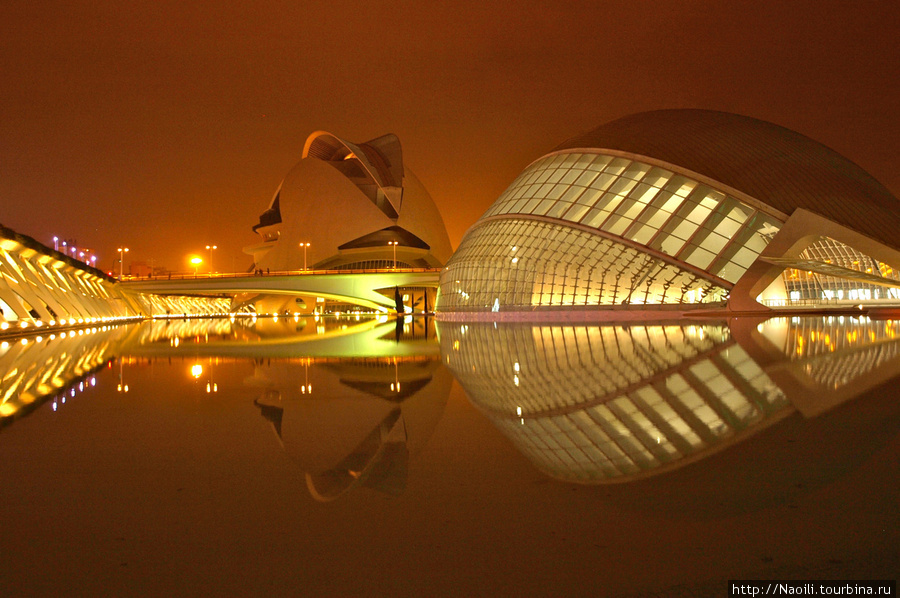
[781,237,900,303]
[438,218,728,311]
[469,151,784,299]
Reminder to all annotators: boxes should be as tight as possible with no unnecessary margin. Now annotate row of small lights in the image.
[0,315,143,341]
[0,322,135,351]
[0,353,103,419]
[3,308,416,342]
[1,312,253,338]
[53,375,98,413]
[51,236,98,268]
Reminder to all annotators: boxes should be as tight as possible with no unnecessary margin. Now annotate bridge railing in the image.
[121,267,443,282]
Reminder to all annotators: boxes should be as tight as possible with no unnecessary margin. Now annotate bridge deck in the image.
[121,268,443,312]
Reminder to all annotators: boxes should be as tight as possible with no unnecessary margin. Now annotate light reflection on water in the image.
[2,315,899,488]
[0,314,898,593]
[439,316,900,484]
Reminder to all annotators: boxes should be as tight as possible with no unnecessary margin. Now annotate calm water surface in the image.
[1,315,897,596]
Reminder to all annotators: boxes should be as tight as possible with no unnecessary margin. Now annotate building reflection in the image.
[437,316,900,484]
[6,312,894,493]
[251,352,450,501]
[127,314,449,500]
[0,316,449,504]
[0,323,135,426]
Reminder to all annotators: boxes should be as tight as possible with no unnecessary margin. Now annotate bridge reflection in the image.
[0,315,449,503]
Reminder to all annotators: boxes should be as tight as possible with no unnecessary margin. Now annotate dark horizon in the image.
[2,1,898,273]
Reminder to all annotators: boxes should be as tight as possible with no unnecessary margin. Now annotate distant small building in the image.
[436,109,900,314]
[129,261,153,278]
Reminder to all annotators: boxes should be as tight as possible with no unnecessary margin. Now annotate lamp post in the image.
[300,242,310,270]
[205,245,217,274]
[388,241,398,269]
[190,257,203,276]
[53,236,58,251]
[117,247,129,280]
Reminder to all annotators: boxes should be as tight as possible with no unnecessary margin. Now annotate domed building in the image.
[436,110,900,314]
[246,132,451,271]
[242,131,452,313]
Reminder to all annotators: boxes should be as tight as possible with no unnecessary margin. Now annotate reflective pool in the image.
[1,315,897,596]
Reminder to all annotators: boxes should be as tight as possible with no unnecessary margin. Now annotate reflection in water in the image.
[0,316,450,502]
[753,316,900,415]
[438,316,900,484]
[233,316,450,501]
[1,312,896,592]
[4,312,896,495]
[0,324,135,426]
[252,353,450,501]
[126,314,438,359]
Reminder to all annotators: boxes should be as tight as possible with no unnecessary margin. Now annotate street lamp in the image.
[300,242,310,270]
[190,257,203,276]
[388,241,398,269]
[117,247,129,280]
[205,245,217,274]
[53,236,58,251]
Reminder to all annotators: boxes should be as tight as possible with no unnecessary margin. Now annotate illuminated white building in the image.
[245,131,452,272]
[242,131,452,314]
[436,110,900,313]
[0,224,232,327]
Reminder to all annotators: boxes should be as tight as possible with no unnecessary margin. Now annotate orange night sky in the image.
[1,1,898,273]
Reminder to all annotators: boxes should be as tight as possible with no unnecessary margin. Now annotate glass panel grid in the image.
[468,152,785,289]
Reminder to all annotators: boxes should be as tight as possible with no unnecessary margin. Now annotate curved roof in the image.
[554,109,900,250]
[303,131,403,199]
[246,131,452,270]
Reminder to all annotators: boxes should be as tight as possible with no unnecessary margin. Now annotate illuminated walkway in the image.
[122,269,442,313]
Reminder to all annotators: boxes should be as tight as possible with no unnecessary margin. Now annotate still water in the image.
[1,315,897,596]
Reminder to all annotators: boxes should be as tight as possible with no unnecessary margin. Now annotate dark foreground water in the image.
[1,315,897,596]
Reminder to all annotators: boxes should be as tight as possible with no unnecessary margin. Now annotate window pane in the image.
[532,198,557,215]
[585,155,613,172]
[575,170,601,186]
[604,158,630,176]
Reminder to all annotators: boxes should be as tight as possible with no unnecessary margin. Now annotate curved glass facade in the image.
[780,237,900,303]
[438,151,783,311]
[438,218,728,310]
